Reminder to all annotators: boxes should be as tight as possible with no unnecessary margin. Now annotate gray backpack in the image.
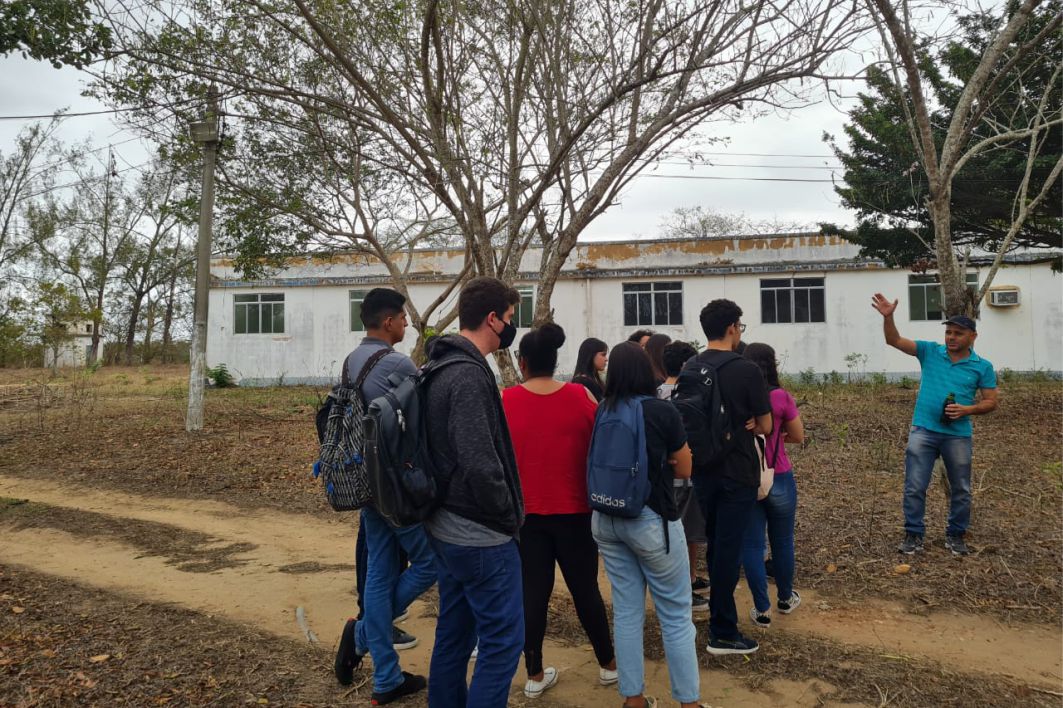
[313,348,390,511]
[364,356,478,527]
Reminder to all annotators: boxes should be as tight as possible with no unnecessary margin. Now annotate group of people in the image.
[330,277,997,708]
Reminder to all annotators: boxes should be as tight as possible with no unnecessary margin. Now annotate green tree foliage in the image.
[0,294,39,367]
[825,2,1061,269]
[35,281,88,369]
[0,0,111,68]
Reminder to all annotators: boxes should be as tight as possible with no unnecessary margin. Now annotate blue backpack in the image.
[587,396,651,518]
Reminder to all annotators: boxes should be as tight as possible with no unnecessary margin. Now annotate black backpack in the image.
[671,351,741,472]
[363,356,472,528]
[312,348,391,511]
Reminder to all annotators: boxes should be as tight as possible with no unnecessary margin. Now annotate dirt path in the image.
[1,474,1059,704]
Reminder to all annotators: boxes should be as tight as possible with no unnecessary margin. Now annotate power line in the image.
[658,161,843,170]
[24,160,155,199]
[673,150,836,158]
[644,174,836,183]
[0,107,143,121]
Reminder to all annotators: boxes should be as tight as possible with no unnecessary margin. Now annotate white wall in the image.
[43,335,92,368]
[205,236,1062,382]
[207,261,1062,384]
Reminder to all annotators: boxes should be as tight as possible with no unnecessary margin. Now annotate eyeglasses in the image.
[737,323,747,333]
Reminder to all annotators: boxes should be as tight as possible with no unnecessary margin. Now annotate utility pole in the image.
[186,88,220,432]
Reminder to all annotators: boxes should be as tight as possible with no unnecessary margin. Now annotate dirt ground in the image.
[0,365,1060,706]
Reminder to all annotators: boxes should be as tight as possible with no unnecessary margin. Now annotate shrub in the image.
[208,363,237,388]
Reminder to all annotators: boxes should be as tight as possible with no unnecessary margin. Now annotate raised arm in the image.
[871,293,917,356]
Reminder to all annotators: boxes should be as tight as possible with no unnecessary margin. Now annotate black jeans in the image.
[355,520,408,620]
[518,513,615,676]
[694,474,757,640]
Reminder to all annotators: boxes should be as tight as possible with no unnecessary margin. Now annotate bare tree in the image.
[866,0,1062,315]
[660,206,814,239]
[97,0,867,380]
[0,120,64,283]
[117,167,194,364]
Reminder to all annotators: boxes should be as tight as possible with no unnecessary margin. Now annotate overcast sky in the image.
[0,52,859,241]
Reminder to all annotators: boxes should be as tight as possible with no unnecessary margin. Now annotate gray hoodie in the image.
[423,334,524,539]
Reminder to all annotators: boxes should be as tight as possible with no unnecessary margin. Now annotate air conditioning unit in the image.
[988,287,1020,307]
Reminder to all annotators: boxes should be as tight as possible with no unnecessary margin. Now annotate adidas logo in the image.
[591,493,627,508]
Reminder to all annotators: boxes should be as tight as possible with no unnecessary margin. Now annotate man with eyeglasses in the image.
[688,299,772,656]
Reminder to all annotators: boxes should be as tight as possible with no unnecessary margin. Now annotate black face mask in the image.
[493,318,517,350]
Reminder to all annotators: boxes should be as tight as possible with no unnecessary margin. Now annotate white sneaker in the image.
[599,667,618,686]
[524,666,559,698]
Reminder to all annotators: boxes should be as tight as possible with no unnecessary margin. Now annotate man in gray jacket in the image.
[424,276,525,708]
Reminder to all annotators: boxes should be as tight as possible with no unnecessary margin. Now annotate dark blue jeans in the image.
[356,520,409,620]
[428,537,524,708]
[694,473,757,641]
[903,426,973,536]
[742,472,797,612]
[355,507,437,693]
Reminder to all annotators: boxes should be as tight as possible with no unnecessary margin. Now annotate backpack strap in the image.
[347,347,393,404]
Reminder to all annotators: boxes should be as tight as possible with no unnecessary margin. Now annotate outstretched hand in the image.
[871,293,898,318]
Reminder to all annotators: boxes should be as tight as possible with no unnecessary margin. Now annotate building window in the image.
[234,293,285,334]
[909,273,978,321]
[85,324,91,333]
[760,277,825,324]
[515,286,535,328]
[623,282,683,326]
[350,290,368,332]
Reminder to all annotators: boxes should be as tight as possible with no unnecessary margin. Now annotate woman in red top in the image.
[502,323,617,700]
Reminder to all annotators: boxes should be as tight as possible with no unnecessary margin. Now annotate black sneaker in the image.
[898,532,924,555]
[777,589,801,614]
[691,576,710,596]
[334,618,364,686]
[691,593,709,614]
[392,625,418,650]
[945,534,970,556]
[748,606,771,628]
[371,671,427,705]
[706,634,759,655]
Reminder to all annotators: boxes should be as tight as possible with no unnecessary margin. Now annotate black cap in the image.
[942,315,977,332]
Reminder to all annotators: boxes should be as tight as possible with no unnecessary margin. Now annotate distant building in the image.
[43,320,95,368]
[207,233,1062,385]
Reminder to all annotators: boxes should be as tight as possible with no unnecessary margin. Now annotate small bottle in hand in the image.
[940,392,956,425]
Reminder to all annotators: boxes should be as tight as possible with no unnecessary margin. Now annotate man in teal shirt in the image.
[872,294,998,556]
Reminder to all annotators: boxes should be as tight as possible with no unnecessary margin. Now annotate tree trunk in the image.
[142,300,157,363]
[161,271,177,363]
[89,290,103,365]
[124,294,144,366]
[928,193,971,317]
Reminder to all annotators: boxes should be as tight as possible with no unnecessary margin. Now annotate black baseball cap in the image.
[942,315,977,332]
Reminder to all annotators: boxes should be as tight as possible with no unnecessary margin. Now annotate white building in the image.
[206,233,1062,385]
[43,320,95,369]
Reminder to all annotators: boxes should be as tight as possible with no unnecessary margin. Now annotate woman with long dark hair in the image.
[644,333,671,385]
[590,342,703,708]
[502,324,616,699]
[572,337,608,402]
[741,342,805,629]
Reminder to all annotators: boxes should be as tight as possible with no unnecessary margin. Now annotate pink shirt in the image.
[767,388,799,474]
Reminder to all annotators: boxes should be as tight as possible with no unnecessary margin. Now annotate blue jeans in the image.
[428,537,524,708]
[694,473,757,640]
[354,507,437,693]
[742,472,797,612]
[592,507,699,704]
[903,426,973,536]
